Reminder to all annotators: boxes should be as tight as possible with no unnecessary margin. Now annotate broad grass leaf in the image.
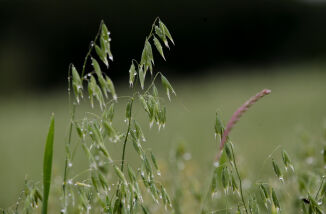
[42,114,55,214]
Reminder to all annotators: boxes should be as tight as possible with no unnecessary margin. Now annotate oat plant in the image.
[60,17,175,214]
[1,18,175,214]
[3,17,326,214]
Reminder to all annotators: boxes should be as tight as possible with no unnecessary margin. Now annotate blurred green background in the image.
[1,0,326,209]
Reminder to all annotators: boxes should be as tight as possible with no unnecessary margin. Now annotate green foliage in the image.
[42,114,55,214]
[3,17,326,214]
[57,18,176,213]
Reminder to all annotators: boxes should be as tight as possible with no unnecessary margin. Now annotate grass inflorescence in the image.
[1,18,326,214]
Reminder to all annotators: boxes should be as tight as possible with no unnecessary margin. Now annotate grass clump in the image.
[1,17,326,214]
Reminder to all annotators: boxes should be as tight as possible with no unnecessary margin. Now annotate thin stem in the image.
[199,168,215,213]
[230,145,249,214]
[131,59,139,66]
[315,176,325,200]
[81,20,104,78]
[148,17,160,39]
[62,103,76,204]
[120,98,134,172]
[114,98,134,214]
[61,25,104,204]
[144,72,162,94]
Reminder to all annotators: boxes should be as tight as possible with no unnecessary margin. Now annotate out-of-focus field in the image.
[1,65,326,208]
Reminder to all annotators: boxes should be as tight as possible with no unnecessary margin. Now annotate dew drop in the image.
[279,176,284,183]
[213,162,219,168]
[183,153,192,160]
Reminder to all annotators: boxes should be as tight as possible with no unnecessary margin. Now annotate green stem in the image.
[61,20,102,205]
[114,98,134,214]
[120,98,134,172]
[62,103,76,205]
[148,17,160,39]
[144,72,162,94]
[231,145,249,214]
[81,20,104,78]
[315,176,325,200]
[199,168,215,213]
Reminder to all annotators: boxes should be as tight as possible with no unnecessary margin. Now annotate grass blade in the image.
[42,114,55,214]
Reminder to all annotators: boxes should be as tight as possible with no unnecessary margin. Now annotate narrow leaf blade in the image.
[42,114,55,214]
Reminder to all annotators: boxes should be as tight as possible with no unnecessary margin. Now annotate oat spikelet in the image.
[216,89,271,161]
